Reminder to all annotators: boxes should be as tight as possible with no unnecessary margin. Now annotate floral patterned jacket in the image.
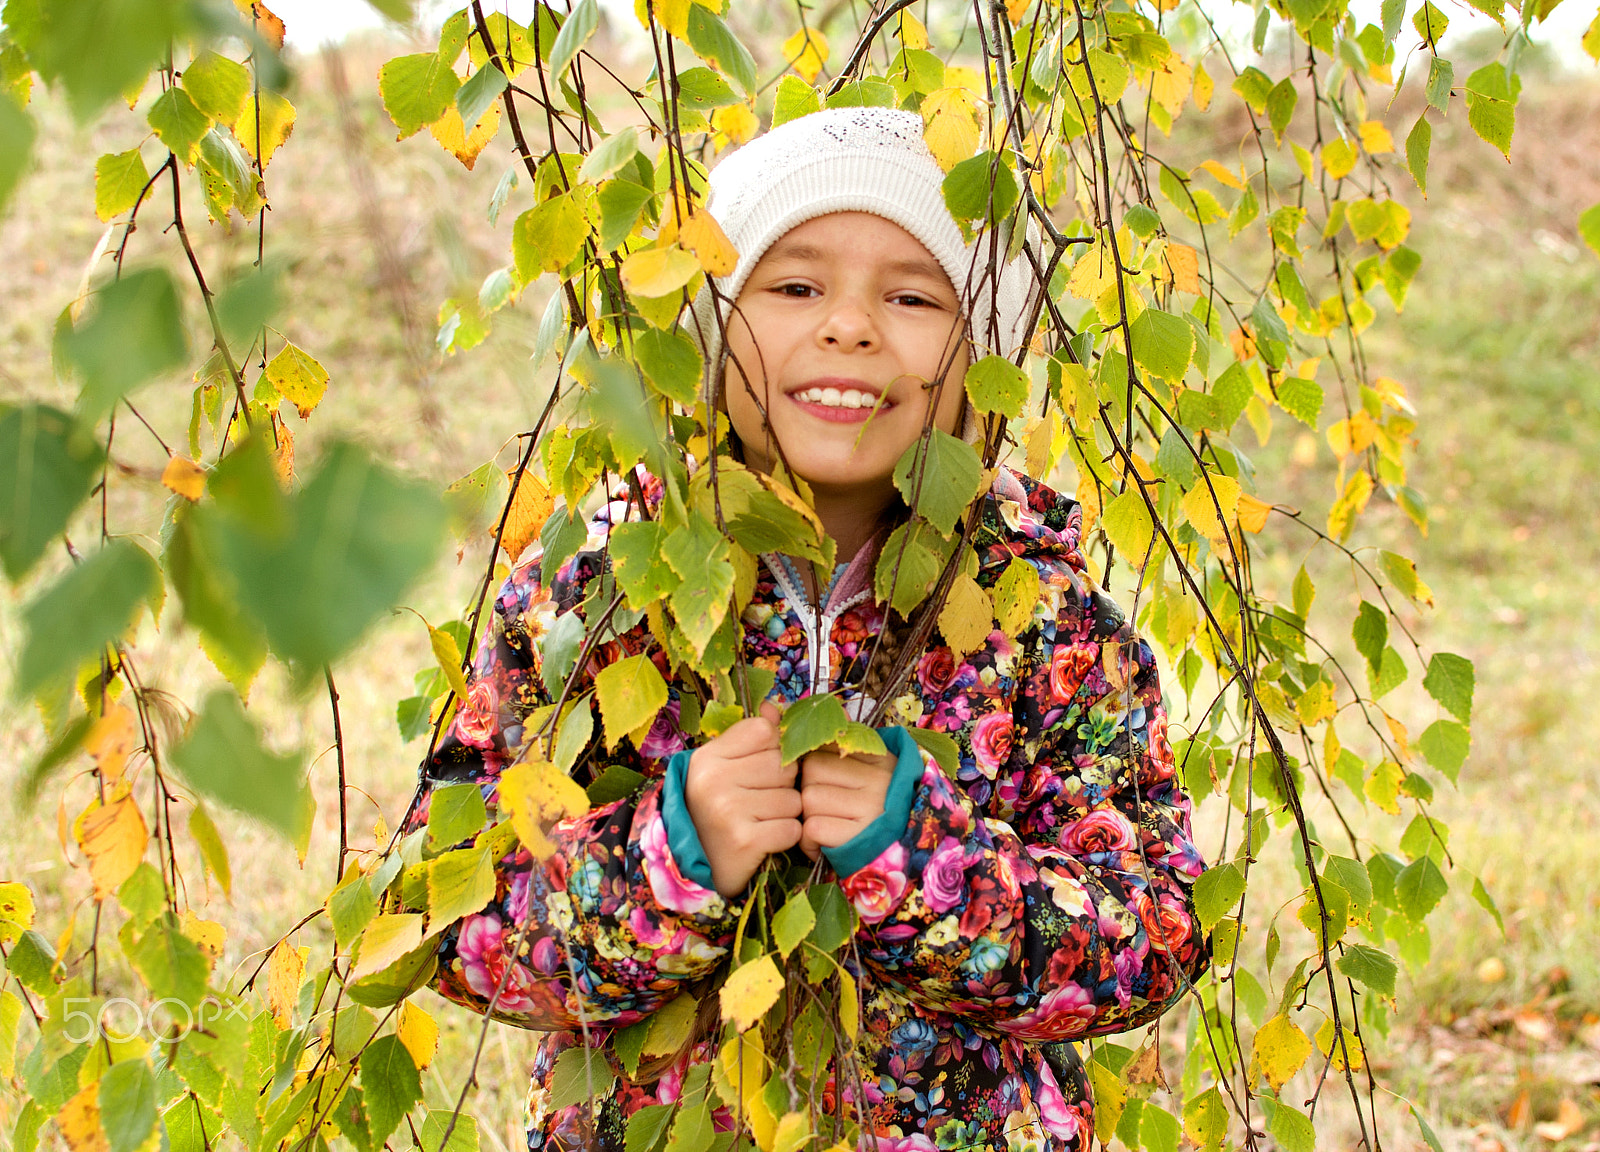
[406,467,1210,1152]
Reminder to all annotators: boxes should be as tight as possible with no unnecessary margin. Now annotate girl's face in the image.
[720,212,970,506]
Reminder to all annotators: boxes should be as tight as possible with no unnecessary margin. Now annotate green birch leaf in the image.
[1275,376,1323,427]
[147,85,212,165]
[0,92,35,215]
[455,65,507,132]
[1412,1,1450,43]
[0,404,104,580]
[426,847,496,924]
[1352,601,1387,671]
[182,50,251,127]
[94,149,149,221]
[873,517,950,614]
[547,1046,617,1109]
[1424,57,1453,112]
[63,268,189,419]
[328,875,377,950]
[1422,652,1474,720]
[579,127,640,183]
[549,0,600,78]
[98,1059,157,1152]
[1579,203,1600,259]
[426,783,488,852]
[417,1110,480,1152]
[129,914,209,1010]
[1417,719,1469,782]
[1463,63,1516,158]
[379,52,461,138]
[632,326,701,405]
[1266,77,1297,142]
[360,1036,422,1148]
[625,1103,675,1152]
[1129,308,1195,382]
[772,891,817,959]
[1192,860,1245,932]
[169,689,311,841]
[597,179,653,252]
[1395,855,1448,921]
[893,430,982,531]
[1411,1105,1447,1152]
[513,194,588,282]
[1100,490,1155,565]
[779,693,850,763]
[1269,1104,1314,1152]
[16,539,159,699]
[772,75,821,125]
[1471,874,1505,934]
[964,355,1029,418]
[686,5,757,95]
[1335,942,1398,995]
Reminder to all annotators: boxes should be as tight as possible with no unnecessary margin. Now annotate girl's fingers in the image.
[751,817,803,856]
[800,814,865,856]
[746,785,803,821]
[801,751,896,787]
[800,782,880,820]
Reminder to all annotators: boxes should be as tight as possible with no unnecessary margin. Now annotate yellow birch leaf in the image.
[0,883,34,944]
[1164,242,1201,294]
[497,469,553,564]
[621,246,701,299]
[1150,53,1192,116]
[180,911,226,962]
[991,556,1041,637]
[236,1,286,51]
[1365,758,1403,814]
[1315,1017,1365,1071]
[500,759,591,858]
[679,210,739,277]
[837,967,859,1042]
[236,88,295,167]
[1253,1013,1312,1092]
[1066,243,1116,300]
[74,785,147,900]
[1322,137,1357,180]
[57,1083,109,1152]
[1236,492,1272,533]
[717,1032,768,1107]
[1075,470,1102,539]
[720,953,783,1032]
[1193,61,1214,111]
[711,102,759,148]
[161,455,206,501]
[1296,680,1336,725]
[1326,471,1374,542]
[774,1112,813,1152]
[1181,473,1241,545]
[896,10,928,48]
[945,65,982,92]
[428,623,470,704]
[1196,159,1243,189]
[921,87,982,171]
[938,573,993,658]
[635,0,691,38]
[593,654,669,750]
[263,341,329,418]
[429,101,502,171]
[782,28,829,84]
[270,419,294,487]
[86,703,139,783]
[397,1002,439,1070]
[267,939,307,1028]
[1385,712,1410,761]
[350,913,425,980]
[1358,120,1395,155]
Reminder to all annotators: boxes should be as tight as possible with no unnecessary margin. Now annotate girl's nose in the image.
[816,299,878,351]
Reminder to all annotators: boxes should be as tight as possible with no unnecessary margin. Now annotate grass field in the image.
[1,31,1597,1152]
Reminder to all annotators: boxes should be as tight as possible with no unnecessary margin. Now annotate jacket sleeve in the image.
[399,553,741,1033]
[834,575,1211,1042]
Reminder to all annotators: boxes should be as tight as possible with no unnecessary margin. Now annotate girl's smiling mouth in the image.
[786,377,889,422]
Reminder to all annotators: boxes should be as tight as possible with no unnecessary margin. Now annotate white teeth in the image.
[796,387,879,409]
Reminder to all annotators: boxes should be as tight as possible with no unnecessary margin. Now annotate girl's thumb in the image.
[757,699,783,727]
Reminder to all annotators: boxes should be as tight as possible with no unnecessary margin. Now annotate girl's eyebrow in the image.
[763,240,947,283]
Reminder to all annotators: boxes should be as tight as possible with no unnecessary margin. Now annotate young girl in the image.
[409,108,1210,1151]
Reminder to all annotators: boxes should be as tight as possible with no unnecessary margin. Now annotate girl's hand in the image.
[798,747,898,860]
[684,701,803,898]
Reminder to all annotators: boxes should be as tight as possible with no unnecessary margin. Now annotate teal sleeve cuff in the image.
[822,726,923,879]
[662,748,715,889]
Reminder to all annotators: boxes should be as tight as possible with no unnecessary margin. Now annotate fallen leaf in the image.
[1506,1088,1533,1130]
[1533,1098,1585,1142]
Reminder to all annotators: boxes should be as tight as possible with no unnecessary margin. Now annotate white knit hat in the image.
[689,107,1039,402]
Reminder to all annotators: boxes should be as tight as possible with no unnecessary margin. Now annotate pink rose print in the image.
[1061,808,1138,855]
[840,842,909,923]
[637,699,687,761]
[456,680,499,746]
[1050,644,1097,705]
[1013,981,1099,1040]
[916,648,958,695]
[969,711,1014,777]
[639,807,721,915]
[456,911,538,1013]
[1135,889,1195,954]
[921,837,967,914]
[1035,1058,1086,1142]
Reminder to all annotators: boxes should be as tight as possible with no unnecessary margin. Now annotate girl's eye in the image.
[893,293,936,308]
[775,283,817,298]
